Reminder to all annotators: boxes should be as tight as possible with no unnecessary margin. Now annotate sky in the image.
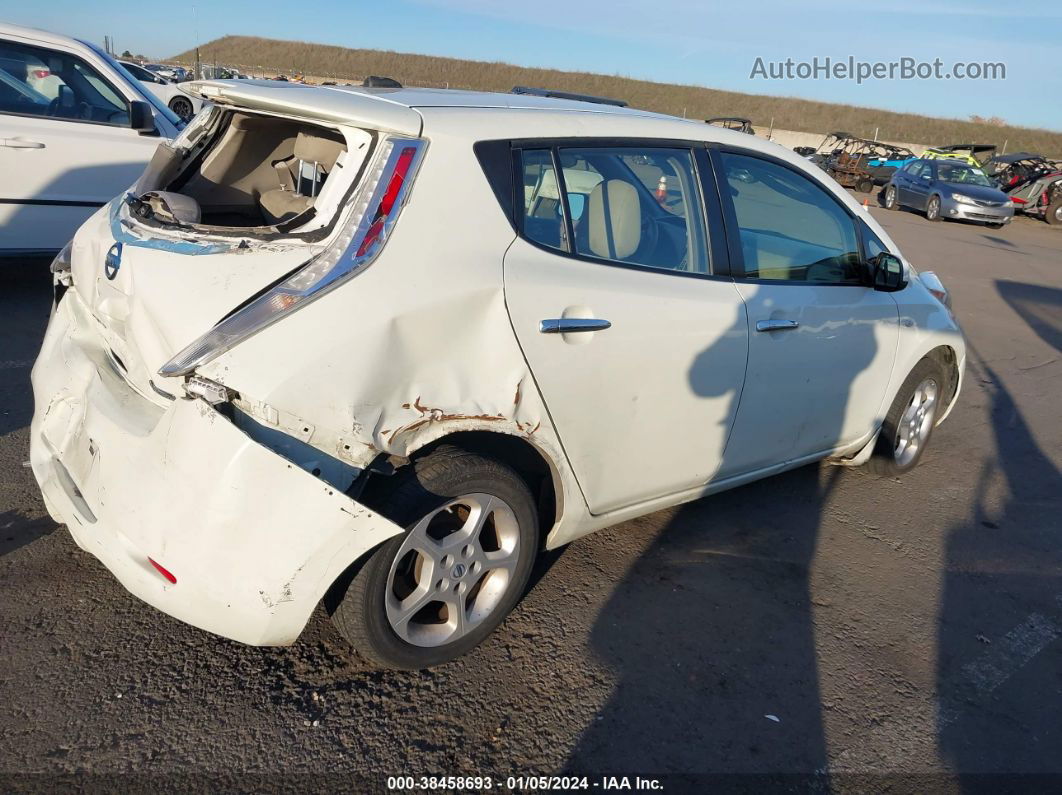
[8,0,1061,130]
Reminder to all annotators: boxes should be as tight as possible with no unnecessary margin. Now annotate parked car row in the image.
[118,59,201,120]
[794,132,1062,228]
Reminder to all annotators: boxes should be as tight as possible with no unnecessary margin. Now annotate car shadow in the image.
[995,280,1062,354]
[562,293,880,783]
[935,348,1062,782]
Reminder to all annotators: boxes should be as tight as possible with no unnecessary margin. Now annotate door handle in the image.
[755,319,799,332]
[1,138,46,149]
[540,318,612,334]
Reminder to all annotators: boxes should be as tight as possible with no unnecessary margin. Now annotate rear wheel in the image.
[328,447,539,670]
[1046,197,1062,225]
[926,195,942,222]
[867,358,945,476]
[884,185,899,210]
[857,178,874,194]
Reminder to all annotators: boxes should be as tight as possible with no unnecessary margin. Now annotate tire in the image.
[1046,197,1062,226]
[884,185,899,210]
[857,178,874,194]
[926,195,942,222]
[169,96,195,120]
[328,447,539,669]
[866,358,946,476]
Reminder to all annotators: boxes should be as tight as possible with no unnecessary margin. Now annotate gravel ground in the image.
[1,206,1060,792]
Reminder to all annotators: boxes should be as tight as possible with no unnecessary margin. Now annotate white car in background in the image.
[32,81,965,670]
[119,60,201,120]
[0,22,182,258]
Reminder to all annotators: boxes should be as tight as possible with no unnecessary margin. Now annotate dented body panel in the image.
[30,292,405,645]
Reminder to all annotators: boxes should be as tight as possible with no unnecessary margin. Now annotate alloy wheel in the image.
[894,378,939,467]
[170,97,194,120]
[384,493,521,647]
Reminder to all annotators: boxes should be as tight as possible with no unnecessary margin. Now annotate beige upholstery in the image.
[293,131,345,169]
[258,190,313,225]
[174,113,347,226]
[588,179,641,260]
[258,130,347,224]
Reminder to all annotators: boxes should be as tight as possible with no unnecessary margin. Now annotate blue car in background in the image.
[884,158,1014,228]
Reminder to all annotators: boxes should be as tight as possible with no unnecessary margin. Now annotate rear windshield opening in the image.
[136,110,362,232]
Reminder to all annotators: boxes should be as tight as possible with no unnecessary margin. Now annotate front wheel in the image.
[866,358,945,476]
[884,185,899,210]
[328,447,539,669]
[926,195,942,222]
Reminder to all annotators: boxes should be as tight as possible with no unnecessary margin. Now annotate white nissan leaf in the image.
[31,80,965,669]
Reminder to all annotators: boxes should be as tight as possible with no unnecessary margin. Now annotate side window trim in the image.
[706,143,868,286]
[506,138,732,281]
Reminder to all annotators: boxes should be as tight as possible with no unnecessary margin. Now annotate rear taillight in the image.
[159,136,428,378]
[356,145,418,256]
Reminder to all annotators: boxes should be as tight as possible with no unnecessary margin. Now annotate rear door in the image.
[710,148,898,476]
[504,142,749,515]
[0,35,162,255]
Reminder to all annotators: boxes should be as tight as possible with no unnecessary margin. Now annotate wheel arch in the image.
[365,429,563,546]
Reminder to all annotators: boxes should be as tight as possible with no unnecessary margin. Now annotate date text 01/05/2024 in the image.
[385,775,664,791]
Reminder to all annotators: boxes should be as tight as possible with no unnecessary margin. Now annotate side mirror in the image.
[921,173,932,181]
[871,252,908,292]
[129,100,156,134]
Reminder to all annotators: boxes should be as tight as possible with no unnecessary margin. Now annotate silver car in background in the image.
[884,158,1014,228]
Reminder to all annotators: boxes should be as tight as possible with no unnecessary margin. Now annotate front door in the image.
[0,35,160,254]
[711,149,899,476]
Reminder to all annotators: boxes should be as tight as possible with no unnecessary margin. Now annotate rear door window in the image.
[518,146,710,275]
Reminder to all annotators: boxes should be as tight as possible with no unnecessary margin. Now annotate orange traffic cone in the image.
[862,198,869,208]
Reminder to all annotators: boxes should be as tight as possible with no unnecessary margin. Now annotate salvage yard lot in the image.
[1,208,1060,787]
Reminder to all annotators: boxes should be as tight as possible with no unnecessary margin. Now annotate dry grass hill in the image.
[171,36,1062,156]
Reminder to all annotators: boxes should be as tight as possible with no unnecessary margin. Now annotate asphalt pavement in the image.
[1,205,1060,792]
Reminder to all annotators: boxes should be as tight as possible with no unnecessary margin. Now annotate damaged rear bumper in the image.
[29,291,404,646]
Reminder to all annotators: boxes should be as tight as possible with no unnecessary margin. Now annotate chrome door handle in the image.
[1,138,46,149]
[540,318,612,334]
[755,319,799,332]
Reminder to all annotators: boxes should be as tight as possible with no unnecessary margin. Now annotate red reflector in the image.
[148,557,177,584]
[379,146,417,216]
[1011,196,1027,204]
[31,69,50,79]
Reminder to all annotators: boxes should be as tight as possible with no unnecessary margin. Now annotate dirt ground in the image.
[1,203,1060,792]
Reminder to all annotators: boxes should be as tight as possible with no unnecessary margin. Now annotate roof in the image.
[989,152,1042,163]
[182,79,666,136]
[930,144,997,152]
[0,21,86,47]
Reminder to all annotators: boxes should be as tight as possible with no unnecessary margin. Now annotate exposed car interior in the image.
[143,110,350,229]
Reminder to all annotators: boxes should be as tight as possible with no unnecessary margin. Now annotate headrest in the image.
[588,179,641,260]
[294,131,345,169]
